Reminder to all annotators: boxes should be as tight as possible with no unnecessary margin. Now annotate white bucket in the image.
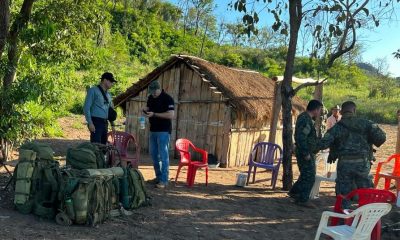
[235,172,248,187]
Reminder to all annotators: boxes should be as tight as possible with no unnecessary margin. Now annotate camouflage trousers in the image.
[289,154,316,202]
[336,158,373,208]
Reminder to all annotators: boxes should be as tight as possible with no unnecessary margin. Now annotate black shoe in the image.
[147,178,160,184]
[287,192,299,199]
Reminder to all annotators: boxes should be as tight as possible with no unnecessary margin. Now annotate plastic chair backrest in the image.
[391,154,400,176]
[108,131,136,157]
[176,139,192,164]
[250,142,282,165]
[334,188,396,213]
[351,203,392,239]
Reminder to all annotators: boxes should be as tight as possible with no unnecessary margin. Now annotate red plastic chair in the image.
[175,139,208,187]
[331,188,396,240]
[107,131,140,168]
[374,154,400,196]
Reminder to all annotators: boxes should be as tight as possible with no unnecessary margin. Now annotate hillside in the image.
[0,0,399,143]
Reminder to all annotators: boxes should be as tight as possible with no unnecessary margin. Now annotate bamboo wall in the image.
[125,61,283,167]
[226,112,283,167]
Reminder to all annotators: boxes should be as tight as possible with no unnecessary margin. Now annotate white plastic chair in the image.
[310,150,336,199]
[314,203,392,240]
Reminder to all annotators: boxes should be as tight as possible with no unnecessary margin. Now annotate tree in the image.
[0,0,10,59]
[233,0,399,190]
[394,49,400,59]
[0,0,106,161]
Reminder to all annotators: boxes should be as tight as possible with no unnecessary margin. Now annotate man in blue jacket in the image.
[83,72,117,144]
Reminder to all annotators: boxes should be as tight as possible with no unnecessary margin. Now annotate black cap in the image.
[101,72,117,83]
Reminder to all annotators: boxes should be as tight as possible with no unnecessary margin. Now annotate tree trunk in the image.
[281,0,302,191]
[198,20,208,57]
[194,9,201,36]
[2,0,35,89]
[0,0,10,59]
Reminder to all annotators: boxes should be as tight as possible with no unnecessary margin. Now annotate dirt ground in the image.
[0,117,399,240]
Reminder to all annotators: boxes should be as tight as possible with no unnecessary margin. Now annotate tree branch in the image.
[0,0,10,59]
[292,78,328,96]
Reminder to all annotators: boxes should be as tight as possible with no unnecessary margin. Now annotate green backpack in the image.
[32,159,61,219]
[56,169,120,226]
[14,149,37,214]
[123,168,150,209]
[14,142,61,219]
[66,142,106,169]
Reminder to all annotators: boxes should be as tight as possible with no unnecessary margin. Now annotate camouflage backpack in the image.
[56,168,120,226]
[14,142,61,219]
[120,168,150,210]
[66,142,106,169]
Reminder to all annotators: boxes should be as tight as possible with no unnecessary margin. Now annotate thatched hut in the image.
[114,55,305,167]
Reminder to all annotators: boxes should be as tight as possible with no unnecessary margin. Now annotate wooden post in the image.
[313,82,324,138]
[268,78,282,144]
[396,109,400,154]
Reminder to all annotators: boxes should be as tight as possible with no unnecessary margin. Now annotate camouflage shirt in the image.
[295,112,318,157]
[317,113,386,159]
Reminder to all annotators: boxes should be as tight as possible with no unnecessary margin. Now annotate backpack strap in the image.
[97,85,109,104]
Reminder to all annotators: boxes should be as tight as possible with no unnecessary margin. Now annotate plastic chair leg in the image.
[205,167,208,186]
[189,167,198,187]
[310,178,322,199]
[272,170,278,189]
[384,178,391,190]
[246,165,252,185]
[175,165,183,183]
[252,166,257,183]
[187,165,193,186]
[371,220,381,240]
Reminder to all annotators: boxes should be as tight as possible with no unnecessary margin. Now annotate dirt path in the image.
[0,117,399,240]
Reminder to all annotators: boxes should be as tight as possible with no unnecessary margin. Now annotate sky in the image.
[167,0,400,77]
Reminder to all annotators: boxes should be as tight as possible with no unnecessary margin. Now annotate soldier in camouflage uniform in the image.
[317,101,386,208]
[289,100,323,208]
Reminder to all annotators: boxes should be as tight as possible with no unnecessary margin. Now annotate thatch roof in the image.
[114,55,306,120]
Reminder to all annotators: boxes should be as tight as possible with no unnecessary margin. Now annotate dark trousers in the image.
[336,158,373,208]
[289,154,316,202]
[90,117,108,144]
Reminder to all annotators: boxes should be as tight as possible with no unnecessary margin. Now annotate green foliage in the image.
[1,0,399,149]
[220,53,243,67]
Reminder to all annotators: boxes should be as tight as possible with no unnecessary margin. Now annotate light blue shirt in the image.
[83,86,113,124]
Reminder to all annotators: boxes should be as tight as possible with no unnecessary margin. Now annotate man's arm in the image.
[326,117,333,130]
[368,122,386,147]
[295,118,312,157]
[317,128,337,150]
[146,110,174,119]
[83,88,94,124]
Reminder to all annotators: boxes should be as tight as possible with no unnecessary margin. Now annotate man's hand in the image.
[88,123,96,133]
[145,111,155,118]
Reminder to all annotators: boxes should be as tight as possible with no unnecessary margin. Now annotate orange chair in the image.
[374,154,400,196]
[175,139,208,187]
[107,131,140,168]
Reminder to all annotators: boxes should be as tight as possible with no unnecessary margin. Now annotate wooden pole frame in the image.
[313,82,324,138]
[268,78,282,144]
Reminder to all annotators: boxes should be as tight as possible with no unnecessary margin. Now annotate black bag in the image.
[97,85,117,122]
